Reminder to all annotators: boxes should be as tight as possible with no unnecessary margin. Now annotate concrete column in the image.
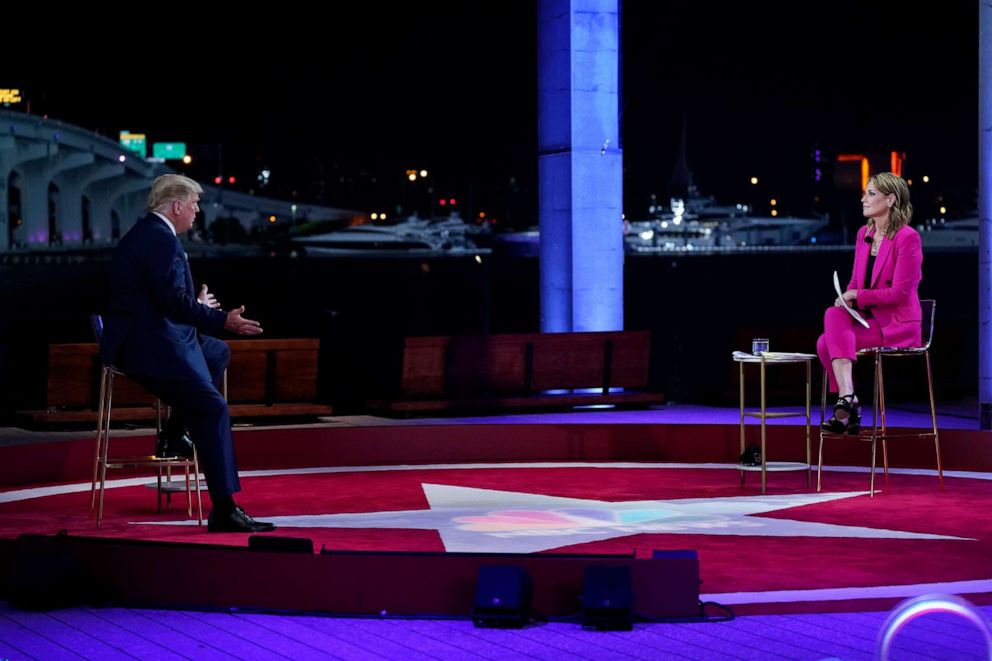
[86,176,150,244]
[15,143,65,247]
[115,188,151,236]
[538,0,623,332]
[70,164,125,243]
[51,154,98,244]
[0,141,51,249]
[110,178,154,239]
[0,136,15,252]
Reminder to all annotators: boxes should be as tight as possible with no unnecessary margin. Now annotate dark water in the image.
[0,249,977,420]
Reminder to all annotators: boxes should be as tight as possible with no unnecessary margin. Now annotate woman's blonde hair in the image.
[867,172,912,238]
[147,174,203,213]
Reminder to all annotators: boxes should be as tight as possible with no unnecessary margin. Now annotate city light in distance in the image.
[750,176,759,185]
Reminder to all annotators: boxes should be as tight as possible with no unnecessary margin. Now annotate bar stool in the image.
[817,300,943,497]
[88,314,203,527]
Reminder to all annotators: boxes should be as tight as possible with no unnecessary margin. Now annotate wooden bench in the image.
[17,339,331,427]
[368,330,664,413]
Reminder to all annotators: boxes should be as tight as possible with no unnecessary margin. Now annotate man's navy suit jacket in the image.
[100,213,227,383]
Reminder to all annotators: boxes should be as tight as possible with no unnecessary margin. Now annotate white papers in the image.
[833,271,870,329]
[760,351,816,360]
[733,351,815,361]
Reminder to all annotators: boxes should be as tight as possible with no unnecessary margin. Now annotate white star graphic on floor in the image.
[138,483,968,553]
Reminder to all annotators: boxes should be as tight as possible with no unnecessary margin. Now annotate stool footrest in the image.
[738,461,810,472]
[743,411,807,420]
[103,456,196,469]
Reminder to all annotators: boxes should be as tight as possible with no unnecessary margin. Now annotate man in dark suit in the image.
[101,174,274,533]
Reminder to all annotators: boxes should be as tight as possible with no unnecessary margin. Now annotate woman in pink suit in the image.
[817,172,922,433]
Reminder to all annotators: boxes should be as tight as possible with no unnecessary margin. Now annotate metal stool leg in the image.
[759,356,767,495]
[869,353,881,497]
[877,353,889,485]
[193,449,203,525]
[925,350,943,487]
[805,359,811,489]
[96,370,114,527]
[158,401,176,509]
[90,366,109,514]
[739,361,746,488]
[817,370,827,493]
[869,429,877,498]
[184,463,192,517]
[156,468,163,513]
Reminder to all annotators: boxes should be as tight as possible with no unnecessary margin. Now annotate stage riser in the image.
[1,424,986,488]
[2,535,700,619]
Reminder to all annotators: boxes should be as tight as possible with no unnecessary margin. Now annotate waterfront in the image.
[0,247,977,422]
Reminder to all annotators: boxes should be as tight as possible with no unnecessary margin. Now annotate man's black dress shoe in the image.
[156,432,194,459]
[208,505,276,533]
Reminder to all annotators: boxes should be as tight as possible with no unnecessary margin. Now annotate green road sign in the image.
[153,142,187,160]
[119,131,146,158]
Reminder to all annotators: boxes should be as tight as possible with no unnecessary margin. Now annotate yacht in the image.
[294,214,492,256]
[624,187,827,252]
[917,217,978,249]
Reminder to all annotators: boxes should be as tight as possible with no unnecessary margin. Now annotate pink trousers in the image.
[816,306,883,392]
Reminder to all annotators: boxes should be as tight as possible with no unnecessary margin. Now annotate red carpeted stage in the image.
[1,406,991,619]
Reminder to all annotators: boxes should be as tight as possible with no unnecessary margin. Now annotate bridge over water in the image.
[0,110,361,251]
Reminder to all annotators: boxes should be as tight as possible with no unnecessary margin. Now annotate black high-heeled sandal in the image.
[821,394,860,435]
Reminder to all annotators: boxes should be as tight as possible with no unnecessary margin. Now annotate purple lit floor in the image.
[317,400,981,430]
[2,601,990,660]
[0,401,979,451]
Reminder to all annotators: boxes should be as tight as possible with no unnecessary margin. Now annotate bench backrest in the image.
[46,339,322,410]
[399,331,652,397]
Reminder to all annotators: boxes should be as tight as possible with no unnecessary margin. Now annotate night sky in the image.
[5,1,977,227]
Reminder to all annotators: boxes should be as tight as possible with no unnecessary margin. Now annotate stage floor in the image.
[1,401,990,617]
[0,398,983,449]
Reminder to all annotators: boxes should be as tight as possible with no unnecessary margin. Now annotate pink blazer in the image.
[848,223,923,347]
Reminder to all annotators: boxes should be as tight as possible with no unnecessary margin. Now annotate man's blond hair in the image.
[147,174,203,213]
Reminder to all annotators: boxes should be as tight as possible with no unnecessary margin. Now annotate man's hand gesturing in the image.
[224,306,263,335]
